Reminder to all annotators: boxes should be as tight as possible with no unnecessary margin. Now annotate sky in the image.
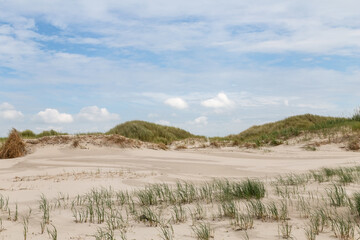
[0,1,360,137]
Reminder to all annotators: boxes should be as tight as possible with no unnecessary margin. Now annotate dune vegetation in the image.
[225,114,360,147]
[107,120,201,144]
[0,128,26,159]
[2,112,360,148]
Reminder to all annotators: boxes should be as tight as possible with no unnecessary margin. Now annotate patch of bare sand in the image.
[0,143,359,239]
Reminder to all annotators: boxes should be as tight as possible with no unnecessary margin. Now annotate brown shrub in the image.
[72,139,80,148]
[348,138,360,151]
[243,142,258,149]
[175,145,187,150]
[157,143,168,150]
[210,141,220,148]
[0,129,26,159]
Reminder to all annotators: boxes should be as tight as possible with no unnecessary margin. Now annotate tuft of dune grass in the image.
[0,128,26,159]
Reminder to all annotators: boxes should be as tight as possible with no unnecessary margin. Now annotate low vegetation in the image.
[0,129,26,159]
[2,111,360,149]
[107,120,201,144]
[225,113,360,147]
[3,165,360,238]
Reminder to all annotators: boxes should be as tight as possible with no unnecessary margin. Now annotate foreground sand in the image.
[0,143,359,239]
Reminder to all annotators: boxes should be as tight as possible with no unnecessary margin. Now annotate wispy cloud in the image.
[77,106,120,122]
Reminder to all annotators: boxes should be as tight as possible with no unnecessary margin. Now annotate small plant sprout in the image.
[47,224,58,240]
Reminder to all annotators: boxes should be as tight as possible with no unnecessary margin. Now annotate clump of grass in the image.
[47,224,58,240]
[353,192,360,216]
[331,214,355,240]
[218,200,237,218]
[0,128,26,159]
[190,203,206,224]
[304,223,317,240]
[326,184,348,207]
[232,213,254,231]
[275,173,309,186]
[246,199,267,220]
[171,205,187,223]
[278,220,293,239]
[138,206,161,227]
[192,222,213,240]
[94,227,115,240]
[215,179,265,201]
[159,223,174,240]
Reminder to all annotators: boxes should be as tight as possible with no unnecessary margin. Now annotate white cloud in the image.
[193,116,208,125]
[156,120,171,126]
[201,92,234,109]
[77,106,119,122]
[37,108,73,123]
[164,97,188,109]
[187,116,208,126]
[0,102,23,120]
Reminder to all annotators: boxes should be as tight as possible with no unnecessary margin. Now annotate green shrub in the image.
[107,120,200,144]
[21,130,36,138]
[37,130,66,138]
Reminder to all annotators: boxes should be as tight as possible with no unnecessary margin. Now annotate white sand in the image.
[0,143,359,239]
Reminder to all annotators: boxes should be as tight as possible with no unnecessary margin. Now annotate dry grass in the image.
[0,129,26,159]
[347,137,360,151]
[175,145,187,150]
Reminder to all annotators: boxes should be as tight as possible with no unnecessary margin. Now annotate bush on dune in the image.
[0,128,26,159]
[21,129,36,138]
[107,120,198,144]
[227,114,353,146]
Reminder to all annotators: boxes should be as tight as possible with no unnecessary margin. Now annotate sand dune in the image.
[0,143,359,239]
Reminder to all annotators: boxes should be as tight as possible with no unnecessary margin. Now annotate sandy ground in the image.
[0,143,359,239]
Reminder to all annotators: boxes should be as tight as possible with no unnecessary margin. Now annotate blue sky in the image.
[0,1,360,137]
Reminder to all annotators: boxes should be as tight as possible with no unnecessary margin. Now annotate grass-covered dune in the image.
[107,120,200,144]
[226,114,360,146]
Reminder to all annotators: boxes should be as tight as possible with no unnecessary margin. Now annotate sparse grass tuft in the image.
[192,222,213,240]
[353,192,360,216]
